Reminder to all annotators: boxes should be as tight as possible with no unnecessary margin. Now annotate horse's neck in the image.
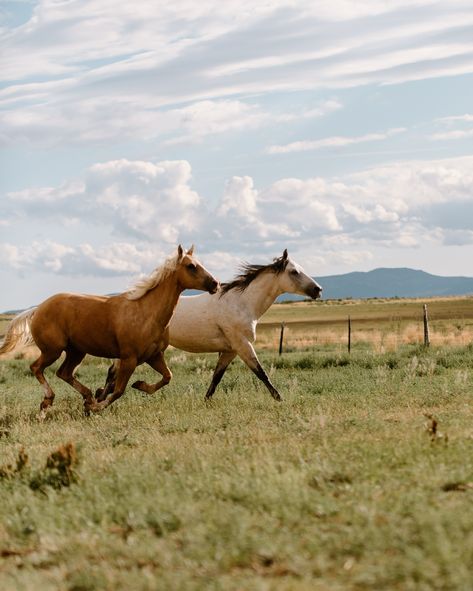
[239,273,283,319]
[141,273,182,327]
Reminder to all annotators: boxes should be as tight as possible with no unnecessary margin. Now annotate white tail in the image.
[0,308,37,355]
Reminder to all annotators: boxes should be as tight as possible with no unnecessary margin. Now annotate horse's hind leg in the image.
[132,351,172,395]
[205,350,237,400]
[30,350,62,418]
[56,347,95,413]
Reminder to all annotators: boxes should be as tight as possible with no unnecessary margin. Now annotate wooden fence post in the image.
[279,322,285,356]
[348,315,351,354]
[423,304,430,347]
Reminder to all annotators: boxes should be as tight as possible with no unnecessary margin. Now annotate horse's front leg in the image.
[90,357,137,412]
[95,362,118,402]
[234,338,282,401]
[132,351,172,394]
[205,350,237,400]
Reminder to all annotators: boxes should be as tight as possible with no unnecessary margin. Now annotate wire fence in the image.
[2,303,473,359]
[259,304,473,354]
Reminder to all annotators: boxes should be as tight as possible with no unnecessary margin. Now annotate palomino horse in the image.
[0,246,218,416]
[99,250,321,401]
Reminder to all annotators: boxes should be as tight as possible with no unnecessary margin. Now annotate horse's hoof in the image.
[37,409,48,422]
[85,400,106,414]
[131,380,142,390]
[272,393,282,402]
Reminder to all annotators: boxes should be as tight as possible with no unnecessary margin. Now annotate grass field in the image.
[1,299,473,590]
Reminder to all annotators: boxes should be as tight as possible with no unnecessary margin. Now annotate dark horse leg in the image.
[92,357,137,412]
[234,339,282,401]
[30,349,63,419]
[132,351,172,394]
[205,350,237,400]
[56,347,96,414]
[95,362,117,402]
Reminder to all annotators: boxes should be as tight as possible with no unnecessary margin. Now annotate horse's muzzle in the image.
[207,279,220,294]
[309,284,322,300]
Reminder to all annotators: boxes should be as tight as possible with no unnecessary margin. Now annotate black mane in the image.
[219,253,289,296]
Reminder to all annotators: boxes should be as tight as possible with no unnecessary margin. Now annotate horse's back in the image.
[34,292,110,324]
[31,292,117,355]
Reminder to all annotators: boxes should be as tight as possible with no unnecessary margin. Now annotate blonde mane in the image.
[126,253,180,300]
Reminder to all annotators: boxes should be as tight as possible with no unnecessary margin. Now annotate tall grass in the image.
[1,345,473,589]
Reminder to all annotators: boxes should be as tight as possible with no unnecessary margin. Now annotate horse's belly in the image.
[169,295,233,353]
[169,328,228,354]
[70,334,120,358]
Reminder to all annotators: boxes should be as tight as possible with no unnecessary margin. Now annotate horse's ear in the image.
[282,249,288,260]
[177,244,184,260]
[187,244,195,256]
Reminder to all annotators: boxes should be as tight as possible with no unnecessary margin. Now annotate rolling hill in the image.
[3,268,473,314]
[279,268,473,301]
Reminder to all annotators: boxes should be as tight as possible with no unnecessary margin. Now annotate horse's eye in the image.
[290,269,299,276]
[187,263,197,271]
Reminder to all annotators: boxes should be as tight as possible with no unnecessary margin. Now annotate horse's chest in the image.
[141,334,167,358]
[122,320,166,357]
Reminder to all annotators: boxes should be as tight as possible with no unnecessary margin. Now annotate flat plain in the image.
[1,297,473,590]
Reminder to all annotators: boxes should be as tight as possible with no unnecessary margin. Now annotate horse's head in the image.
[176,245,219,294]
[278,249,322,300]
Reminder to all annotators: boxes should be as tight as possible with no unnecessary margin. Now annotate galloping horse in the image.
[98,250,321,402]
[0,246,218,416]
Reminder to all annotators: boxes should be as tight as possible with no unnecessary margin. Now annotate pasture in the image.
[1,297,473,590]
[258,296,473,351]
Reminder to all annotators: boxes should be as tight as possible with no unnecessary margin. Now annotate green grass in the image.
[1,345,473,590]
[261,296,473,325]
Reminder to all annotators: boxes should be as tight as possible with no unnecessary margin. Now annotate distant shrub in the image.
[293,356,317,370]
[29,442,80,491]
[320,355,350,368]
[0,447,28,480]
[385,356,399,369]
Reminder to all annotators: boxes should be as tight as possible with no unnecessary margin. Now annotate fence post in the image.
[423,304,430,347]
[279,322,285,356]
[348,315,351,354]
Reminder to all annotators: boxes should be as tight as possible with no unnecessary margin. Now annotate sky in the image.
[1,0,473,311]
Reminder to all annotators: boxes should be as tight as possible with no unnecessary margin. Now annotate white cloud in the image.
[0,240,163,277]
[2,155,473,278]
[6,159,202,241]
[429,112,473,141]
[0,96,343,146]
[218,176,258,217]
[208,156,473,257]
[4,1,472,82]
[441,229,473,246]
[1,1,473,147]
[164,100,271,145]
[436,113,473,123]
[430,129,473,140]
[268,128,406,154]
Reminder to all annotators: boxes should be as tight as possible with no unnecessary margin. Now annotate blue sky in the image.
[1,0,473,310]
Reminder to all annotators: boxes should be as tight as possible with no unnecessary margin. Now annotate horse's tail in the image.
[0,308,37,356]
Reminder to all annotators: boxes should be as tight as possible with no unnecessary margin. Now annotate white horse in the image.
[98,249,322,401]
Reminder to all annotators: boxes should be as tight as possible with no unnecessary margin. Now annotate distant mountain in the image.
[3,269,473,315]
[279,268,473,301]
